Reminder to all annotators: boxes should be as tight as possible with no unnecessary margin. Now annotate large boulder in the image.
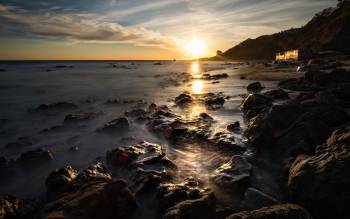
[288,125,350,219]
[42,164,135,219]
[97,117,129,133]
[210,156,252,194]
[17,148,54,167]
[226,204,312,219]
[241,94,272,119]
[247,82,264,92]
[0,195,21,219]
[241,188,279,210]
[45,166,78,198]
[162,193,216,219]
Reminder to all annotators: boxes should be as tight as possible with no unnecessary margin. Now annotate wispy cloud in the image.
[0,4,179,49]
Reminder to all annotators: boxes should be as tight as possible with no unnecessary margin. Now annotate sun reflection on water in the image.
[192,80,203,94]
[190,61,201,78]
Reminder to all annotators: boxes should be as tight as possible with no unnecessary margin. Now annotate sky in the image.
[0,0,337,60]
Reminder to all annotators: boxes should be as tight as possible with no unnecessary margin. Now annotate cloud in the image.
[0,4,179,49]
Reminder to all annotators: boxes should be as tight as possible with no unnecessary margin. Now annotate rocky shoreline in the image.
[1,59,350,219]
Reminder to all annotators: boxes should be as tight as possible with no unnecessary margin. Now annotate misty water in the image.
[0,61,276,199]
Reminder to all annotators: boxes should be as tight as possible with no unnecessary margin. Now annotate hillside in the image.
[219,0,350,60]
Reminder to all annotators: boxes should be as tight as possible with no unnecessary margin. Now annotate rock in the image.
[202,73,228,80]
[0,69,6,72]
[162,193,216,219]
[210,155,252,194]
[45,166,78,198]
[241,94,272,119]
[247,82,264,92]
[64,112,102,123]
[0,195,21,219]
[244,103,303,147]
[0,157,14,177]
[17,148,53,167]
[199,113,214,122]
[32,102,77,112]
[240,76,246,80]
[175,93,193,107]
[288,126,350,219]
[157,178,205,211]
[203,93,225,108]
[98,117,129,133]
[226,204,312,219]
[263,89,289,99]
[227,121,240,132]
[42,179,136,219]
[210,131,244,153]
[304,70,329,85]
[241,188,279,210]
[106,141,173,170]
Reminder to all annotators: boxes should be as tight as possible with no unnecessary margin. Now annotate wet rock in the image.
[17,148,53,167]
[241,188,279,210]
[226,204,312,219]
[97,117,129,133]
[64,112,102,123]
[247,82,264,92]
[203,93,225,108]
[106,141,173,170]
[55,65,72,68]
[288,125,350,219]
[31,102,77,112]
[210,155,252,194]
[202,73,228,80]
[241,94,272,119]
[240,76,246,80]
[157,178,206,211]
[278,78,318,91]
[175,93,193,107]
[304,70,330,85]
[162,192,216,219]
[0,195,21,219]
[42,178,136,219]
[210,131,243,153]
[227,121,240,132]
[244,103,303,147]
[45,166,78,198]
[263,89,289,99]
[199,113,214,122]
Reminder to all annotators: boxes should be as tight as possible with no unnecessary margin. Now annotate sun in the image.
[186,38,206,58]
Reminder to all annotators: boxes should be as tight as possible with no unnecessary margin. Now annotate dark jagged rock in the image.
[64,112,102,123]
[263,89,289,99]
[226,204,312,219]
[162,192,216,219]
[247,82,264,92]
[42,174,135,219]
[0,195,22,219]
[0,157,14,176]
[203,93,226,108]
[175,93,193,107]
[227,121,240,132]
[97,117,129,133]
[157,178,206,212]
[31,102,77,112]
[17,148,53,167]
[241,188,279,210]
[210,131,244,153]
[288,125,350,219]
[241,94,272,119]
[199,113,214,122]
[210,155,252,194]
[106,141,175,170]
[45,166,78,198]
[202,73,228,80]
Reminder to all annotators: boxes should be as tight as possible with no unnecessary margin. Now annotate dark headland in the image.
[1,1,350,219]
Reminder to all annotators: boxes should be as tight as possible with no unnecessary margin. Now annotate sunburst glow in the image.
[186,38,206,58]
[192,80,203,94]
